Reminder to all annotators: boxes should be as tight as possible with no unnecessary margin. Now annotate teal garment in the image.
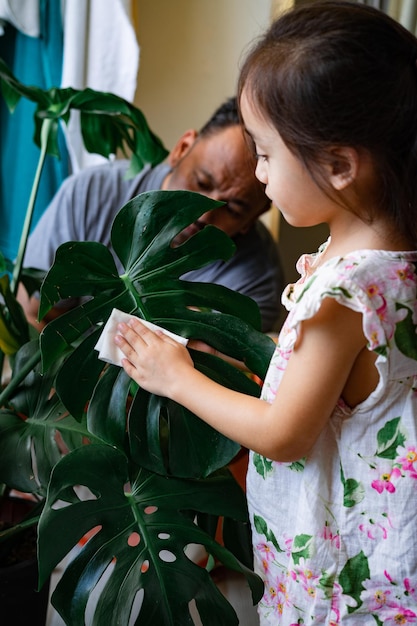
[0,0,69,263]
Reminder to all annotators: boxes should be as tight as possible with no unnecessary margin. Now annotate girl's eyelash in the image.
[256,153,268,161]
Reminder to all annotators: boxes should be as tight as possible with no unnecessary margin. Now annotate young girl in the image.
[115,2,417,623]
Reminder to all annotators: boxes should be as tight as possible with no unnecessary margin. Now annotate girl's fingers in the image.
[116,320,153,347]
[127,318,182,348]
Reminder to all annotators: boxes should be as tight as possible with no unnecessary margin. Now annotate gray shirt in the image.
[24,160,284,331]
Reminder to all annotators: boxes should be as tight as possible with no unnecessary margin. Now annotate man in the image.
[19,97,284,332]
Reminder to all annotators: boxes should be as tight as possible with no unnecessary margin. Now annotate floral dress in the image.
[246,245,417,625]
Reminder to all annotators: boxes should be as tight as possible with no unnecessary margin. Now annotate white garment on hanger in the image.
[0,0,40,37]
[61,0,140,171]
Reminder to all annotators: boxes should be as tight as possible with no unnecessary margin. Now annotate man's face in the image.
[162,125,270,245]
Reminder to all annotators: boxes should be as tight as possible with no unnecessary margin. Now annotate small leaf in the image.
[376,417,405,460]
[253,453,274,478]
[343,478,365,508]
[395,304,417,361]
[338,550,370,613]
[253,514,283,553]
[291,534,313,565]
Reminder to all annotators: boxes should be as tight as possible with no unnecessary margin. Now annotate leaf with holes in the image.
[39,190,274,477]
[38,444,263,626]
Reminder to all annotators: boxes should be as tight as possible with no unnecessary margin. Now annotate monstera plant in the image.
[0,59,275,624]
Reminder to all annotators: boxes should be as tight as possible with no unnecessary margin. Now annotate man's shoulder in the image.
[63,159,133,187]
[62,160,170,197]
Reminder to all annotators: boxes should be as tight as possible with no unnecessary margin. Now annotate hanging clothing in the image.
[0,0,68,262]
[60,0,140,171]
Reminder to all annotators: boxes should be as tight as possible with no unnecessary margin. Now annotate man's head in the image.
[162,97,271,245]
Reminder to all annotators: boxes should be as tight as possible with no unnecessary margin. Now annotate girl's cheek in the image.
[255,161,268,184]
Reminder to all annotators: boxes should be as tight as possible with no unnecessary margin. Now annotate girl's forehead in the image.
[239,90,260,127]
[240,95,275,142]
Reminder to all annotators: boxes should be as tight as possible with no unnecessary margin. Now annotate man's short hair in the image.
[199,96,238,137]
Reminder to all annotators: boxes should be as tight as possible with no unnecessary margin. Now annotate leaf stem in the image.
[11,117,54,295]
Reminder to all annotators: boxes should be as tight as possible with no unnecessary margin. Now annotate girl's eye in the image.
[256,153,268,162]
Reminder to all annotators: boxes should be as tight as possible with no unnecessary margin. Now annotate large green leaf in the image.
[123,349,261,478]
[38,445,263,626]
[0,57,168,173]
[39,191,275,477]
[0,341,91,494]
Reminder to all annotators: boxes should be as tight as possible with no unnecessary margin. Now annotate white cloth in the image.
[94,308,188,367]
[0,0,40,36]
[60,0,140,171]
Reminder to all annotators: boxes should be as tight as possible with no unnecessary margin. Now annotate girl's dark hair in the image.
[238,0,417,245]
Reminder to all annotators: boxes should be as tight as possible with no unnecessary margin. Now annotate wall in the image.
[133,0,328,285]
[134,0,272,150]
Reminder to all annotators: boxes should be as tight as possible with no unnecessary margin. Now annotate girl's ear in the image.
[326,147,359,191]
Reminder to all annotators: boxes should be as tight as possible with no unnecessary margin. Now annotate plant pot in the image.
[0,495,50,626]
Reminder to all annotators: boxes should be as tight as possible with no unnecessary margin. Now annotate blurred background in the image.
[1,0,415,285]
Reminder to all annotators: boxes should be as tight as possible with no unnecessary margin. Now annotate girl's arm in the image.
[115,298,369,462]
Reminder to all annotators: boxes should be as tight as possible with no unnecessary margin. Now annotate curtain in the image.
[390,0,417,35]
[272,0,417,34]
[0,0,139,262]
[358,1,417,32]
[0,0,68,262]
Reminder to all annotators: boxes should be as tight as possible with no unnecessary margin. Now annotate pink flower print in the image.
[387,262,416,288]
[321,523,340,549]
[294,567,319,600]
[371,462,402,494]
[404,578,417,602]
[284,535,293,558]
[329,581,343,624]
[256,542,275,573]
[397,446,417,473]
[384,570,394,584]
[360,578,392,611]
[263,571,292,616]
[375,298,397,342]
[365,318,386,350]
[365,281,386,310]
[384,604,417,624]
[359,511,393,540]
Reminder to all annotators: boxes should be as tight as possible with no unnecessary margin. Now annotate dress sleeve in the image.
[286,256,389,354]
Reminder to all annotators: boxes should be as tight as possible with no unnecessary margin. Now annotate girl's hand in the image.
[114,318,194,397]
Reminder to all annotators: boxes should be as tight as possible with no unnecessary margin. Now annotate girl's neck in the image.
[325,213,413,260]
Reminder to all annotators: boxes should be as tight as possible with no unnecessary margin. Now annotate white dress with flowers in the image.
[247,245,417,625]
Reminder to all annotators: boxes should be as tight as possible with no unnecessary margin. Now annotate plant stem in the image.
[11,117,53,295]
